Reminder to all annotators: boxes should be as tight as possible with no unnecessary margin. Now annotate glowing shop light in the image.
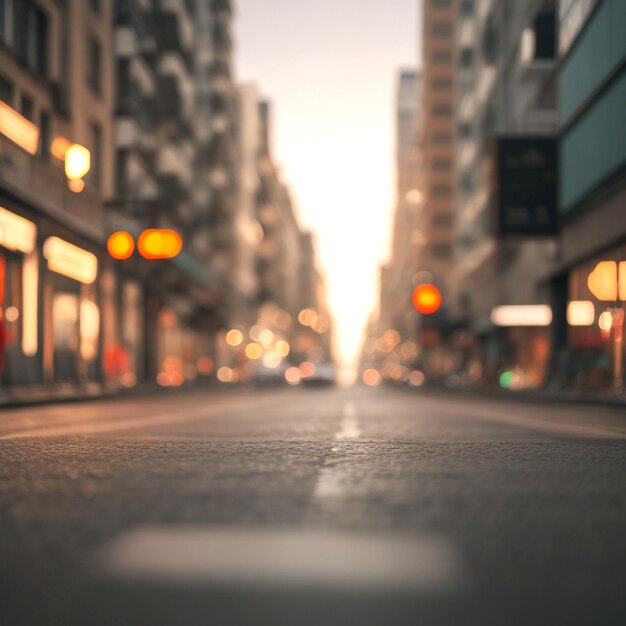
[245,342,262,360]
[68,179,85,193]
[412,283,442,315]
[566,301,594,327]
[275,340,290,357]
[138,229,183,260]
[587,261,617,301]
[0,207,36,254]
[619,262,626,301]
[50,136,72,161]
[362,368,382,386]
[298,308,316,326]
[107,231,135,260]
[43,237,98,284]
[491,305,552,327]
[284,367,302,385]
[22,252,38,356]
[0,100,39,154]
[65,144,91,180]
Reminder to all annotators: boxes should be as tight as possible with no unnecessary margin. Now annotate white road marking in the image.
[335,401,360,440]
[98,525,463,592]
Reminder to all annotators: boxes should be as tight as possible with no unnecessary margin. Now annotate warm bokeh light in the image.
[197,356,214,375]
[245,342,263,360]
[299,361,316,378]
[311,315,329,334]
[298,308,316,327]
[0,100,39,155]
[284,367,302,385]
[412,283,442,315]
[598,311,613,333]
[619,262,626,301]
[362,368,382,386]
[107,231,135,260]
[491,305,552,327]
[68,178,85,193]
[258,328,274,346]
[0,207,36,254]
[567,301,594,326]
[226,329,244,347]
[217,367,235,383]
[138,229,183,260]
[50,136,72,160]
[262,351,282,368]
[383,329,400,346]
[275,340,290,357]
[43,237,98,285]
[408,370,425,387]
[587,261,618,301]
[65,144,91,180]
[21,251,38,356]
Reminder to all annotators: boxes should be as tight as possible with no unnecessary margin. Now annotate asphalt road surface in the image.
[1,385,625,626]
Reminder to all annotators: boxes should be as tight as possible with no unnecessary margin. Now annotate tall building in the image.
[450,0,559,388]
[552,0,626,393]
[418,0,458,290]
[0,0,115,390]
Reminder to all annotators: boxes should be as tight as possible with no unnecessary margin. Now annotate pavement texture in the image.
[1,385,625,626]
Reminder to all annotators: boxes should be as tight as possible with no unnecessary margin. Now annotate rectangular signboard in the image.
[491,136,558,236]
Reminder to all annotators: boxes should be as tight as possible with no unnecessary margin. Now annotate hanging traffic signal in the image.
[137,229,182,260]
[412,283,442,315]
[107,231,135,260]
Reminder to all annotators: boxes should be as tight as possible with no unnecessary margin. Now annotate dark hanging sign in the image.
[491,136,558,236]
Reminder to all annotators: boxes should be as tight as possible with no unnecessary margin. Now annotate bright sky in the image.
[235,0,420,377]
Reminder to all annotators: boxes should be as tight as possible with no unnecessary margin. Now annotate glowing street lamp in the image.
[65,144,91,181]
[412,283,442,315]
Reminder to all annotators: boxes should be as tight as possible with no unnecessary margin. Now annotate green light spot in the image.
[499,371,513,389]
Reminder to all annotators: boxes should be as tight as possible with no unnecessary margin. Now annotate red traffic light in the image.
[412,283,442,315]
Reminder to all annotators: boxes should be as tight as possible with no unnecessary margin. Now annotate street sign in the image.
[491,136,558,236]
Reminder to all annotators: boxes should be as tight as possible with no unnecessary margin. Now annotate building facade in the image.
[552,0,626,393]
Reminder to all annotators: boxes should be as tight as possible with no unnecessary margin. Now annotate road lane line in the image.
[335,401,360,440]
[97,525,463,592]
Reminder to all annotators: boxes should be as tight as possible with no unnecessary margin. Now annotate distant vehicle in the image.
[249,363,287,387]
[301,362,336,386]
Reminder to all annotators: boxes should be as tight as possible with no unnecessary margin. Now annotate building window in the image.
[432,131,452,145]
[90,122,102,189]
[432,50,452,64]
[432,103,453,118]
[39,110,50,158]
[459,47,474,68]
[433,158,452,171]
[534,11,556,59]
[431,0,452,7]
[433,213,453,228]
[432,243,451,258]
[459,0,474,17]
[432,77,452,91]
[90,0,101,14]
[459,122,472,139]
[0,73,14,104]
[116,149,128,195]
[433,185,452,198]
[88,36,101,95]
[20,93,34,121]
[431,21,452,37]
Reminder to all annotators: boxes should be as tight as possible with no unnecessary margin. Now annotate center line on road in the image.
[335,401,360,440]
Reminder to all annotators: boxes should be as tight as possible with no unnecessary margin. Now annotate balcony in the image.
[156,141,193,188]
[156,1,194,54]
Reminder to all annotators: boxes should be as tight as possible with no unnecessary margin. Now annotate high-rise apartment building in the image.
[418,0,458,289]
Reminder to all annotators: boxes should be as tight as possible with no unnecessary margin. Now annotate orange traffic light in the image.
[137,229,182,260]
[107,231,135,260]
[412,283,442,315]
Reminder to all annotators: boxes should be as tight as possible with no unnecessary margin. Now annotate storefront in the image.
[0,206,40,388]
[566,242,626,393]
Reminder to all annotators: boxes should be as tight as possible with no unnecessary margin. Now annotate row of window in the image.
[0,0,103,95]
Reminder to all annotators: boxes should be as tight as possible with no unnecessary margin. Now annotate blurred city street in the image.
[1,386,625,626]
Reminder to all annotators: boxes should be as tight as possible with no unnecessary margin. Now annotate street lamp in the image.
[65,143,90,193]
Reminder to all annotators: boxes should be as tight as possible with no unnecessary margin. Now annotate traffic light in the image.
[412,283,442,315]
[107,231,135,260]
[137,229,182,260]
